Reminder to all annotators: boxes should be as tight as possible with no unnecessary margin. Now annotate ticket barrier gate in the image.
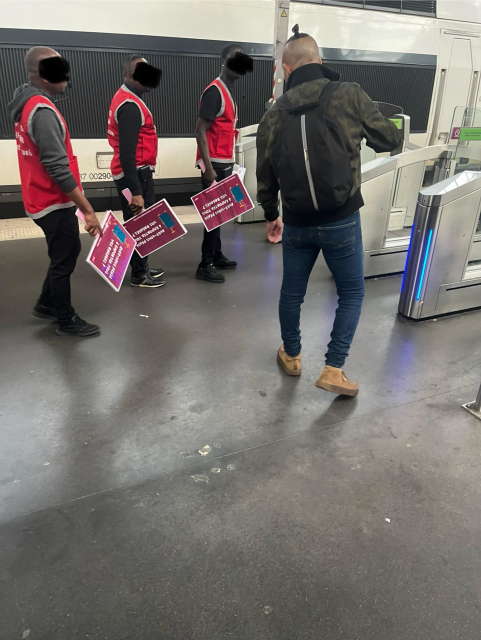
[360,112,418,164]
[235,125,264,223]
[399,171,481,320]
[235,110,413,225]
[360,145,453,277]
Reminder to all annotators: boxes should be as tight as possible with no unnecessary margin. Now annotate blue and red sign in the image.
[123,199,188,258]
[191,173,254,232]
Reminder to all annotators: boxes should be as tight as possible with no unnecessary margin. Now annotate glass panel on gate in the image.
[361,103,404,164]
[373,101,403,119]
[453,108,481,237]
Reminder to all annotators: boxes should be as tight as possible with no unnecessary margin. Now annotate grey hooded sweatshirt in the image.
[7,84,78,218]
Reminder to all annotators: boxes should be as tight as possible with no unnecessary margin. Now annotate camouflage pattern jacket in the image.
[256,63,402,226]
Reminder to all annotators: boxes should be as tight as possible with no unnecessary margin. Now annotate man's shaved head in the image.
[282,26,321,81]
[283,35,320,68]
[24,46,68,97]
[25,46,60,77]
[122,55,155,94]
[123,55,146,79]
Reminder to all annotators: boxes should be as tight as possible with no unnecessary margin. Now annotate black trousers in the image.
[34,206,81,325]
[114,170,155,280]
[200,163,233,267]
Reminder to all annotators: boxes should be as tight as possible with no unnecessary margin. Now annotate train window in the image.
[323,0,365,6]
[365,0,401,11]
[401,0,436,14]
[0,46,434,137]
[300,1,364,6]
[300,0,436,16]
[323,61,436,133]
[0,47,273,140]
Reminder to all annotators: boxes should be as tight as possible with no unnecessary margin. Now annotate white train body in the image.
[0,0,480,212]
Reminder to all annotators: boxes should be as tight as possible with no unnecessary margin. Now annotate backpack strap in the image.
[317,80,341,113]
[276,93,292,123]
[276,81,340,119]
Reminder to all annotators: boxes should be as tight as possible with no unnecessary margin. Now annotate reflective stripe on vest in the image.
[195,78,238,166]
[15,95,81,218]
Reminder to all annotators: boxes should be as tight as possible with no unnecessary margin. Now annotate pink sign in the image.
[86,211,136,292]
[451,127,461,140]
[191,173,254,232]
[123,200,187,258]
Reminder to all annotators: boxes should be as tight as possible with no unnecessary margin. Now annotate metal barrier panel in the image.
[399,171,481,319]
[360,144,452,278]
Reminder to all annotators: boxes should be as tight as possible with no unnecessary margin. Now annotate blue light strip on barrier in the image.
[400,223,416,293]
[416,229,433,301]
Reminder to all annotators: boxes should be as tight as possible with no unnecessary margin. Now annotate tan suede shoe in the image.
[277,345,302,376]
[315,366,358,396]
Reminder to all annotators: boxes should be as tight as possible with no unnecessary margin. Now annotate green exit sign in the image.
[390,118,403,130]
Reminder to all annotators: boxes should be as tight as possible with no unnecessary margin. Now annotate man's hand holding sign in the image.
[191,172,254,232]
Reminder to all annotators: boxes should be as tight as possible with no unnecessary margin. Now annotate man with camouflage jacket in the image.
[256,27,401,397]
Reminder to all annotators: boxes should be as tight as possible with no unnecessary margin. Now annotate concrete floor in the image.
[1,222,481,639]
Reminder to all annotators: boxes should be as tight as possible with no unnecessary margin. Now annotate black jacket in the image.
[256,64,402,226]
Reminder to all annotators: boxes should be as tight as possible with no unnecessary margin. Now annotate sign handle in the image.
[122,188,133,204]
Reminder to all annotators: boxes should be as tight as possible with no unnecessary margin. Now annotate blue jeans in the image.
[279,211,365,369]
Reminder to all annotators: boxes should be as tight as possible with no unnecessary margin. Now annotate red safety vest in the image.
[15,94,81,218]
[196,78,238,166]
[107,85,158,179]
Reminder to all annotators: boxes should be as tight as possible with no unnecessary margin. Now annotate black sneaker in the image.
[131,274,166,288]
[196,264,225,283]
[55,314,100,337]
[32,303,57,321]
[150,268,165,278]
[213,255,237,269]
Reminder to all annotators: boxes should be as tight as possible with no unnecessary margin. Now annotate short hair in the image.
[123,54,143,78]
[286,24,309,44]
[221,43,244,60]
[25,46,58,76]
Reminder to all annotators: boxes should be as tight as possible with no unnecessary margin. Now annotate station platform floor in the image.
[1,218,481,639]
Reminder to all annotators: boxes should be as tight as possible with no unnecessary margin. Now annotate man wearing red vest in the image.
[8,47,102,337]
[108,55,165,288]
[195,44,243,283]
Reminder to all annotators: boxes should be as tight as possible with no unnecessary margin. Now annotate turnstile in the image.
[399,171,481,320]
[361,112,417,164]
[360,145,452,277]
[236,110,413,225]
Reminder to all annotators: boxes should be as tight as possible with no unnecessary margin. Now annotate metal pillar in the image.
[270,1,290,104]
[462,384,481,420]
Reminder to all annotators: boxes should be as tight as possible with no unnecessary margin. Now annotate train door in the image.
[430,31,481,145]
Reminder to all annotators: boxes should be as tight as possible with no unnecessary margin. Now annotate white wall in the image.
[0,0,275,44]
[437,0,481,24]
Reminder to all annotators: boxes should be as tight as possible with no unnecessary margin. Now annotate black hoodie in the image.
[7,84,78,213]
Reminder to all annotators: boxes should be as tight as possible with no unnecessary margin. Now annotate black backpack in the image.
[276,81,353,213]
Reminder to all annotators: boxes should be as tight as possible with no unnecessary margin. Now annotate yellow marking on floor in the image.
[0,206,201,242]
